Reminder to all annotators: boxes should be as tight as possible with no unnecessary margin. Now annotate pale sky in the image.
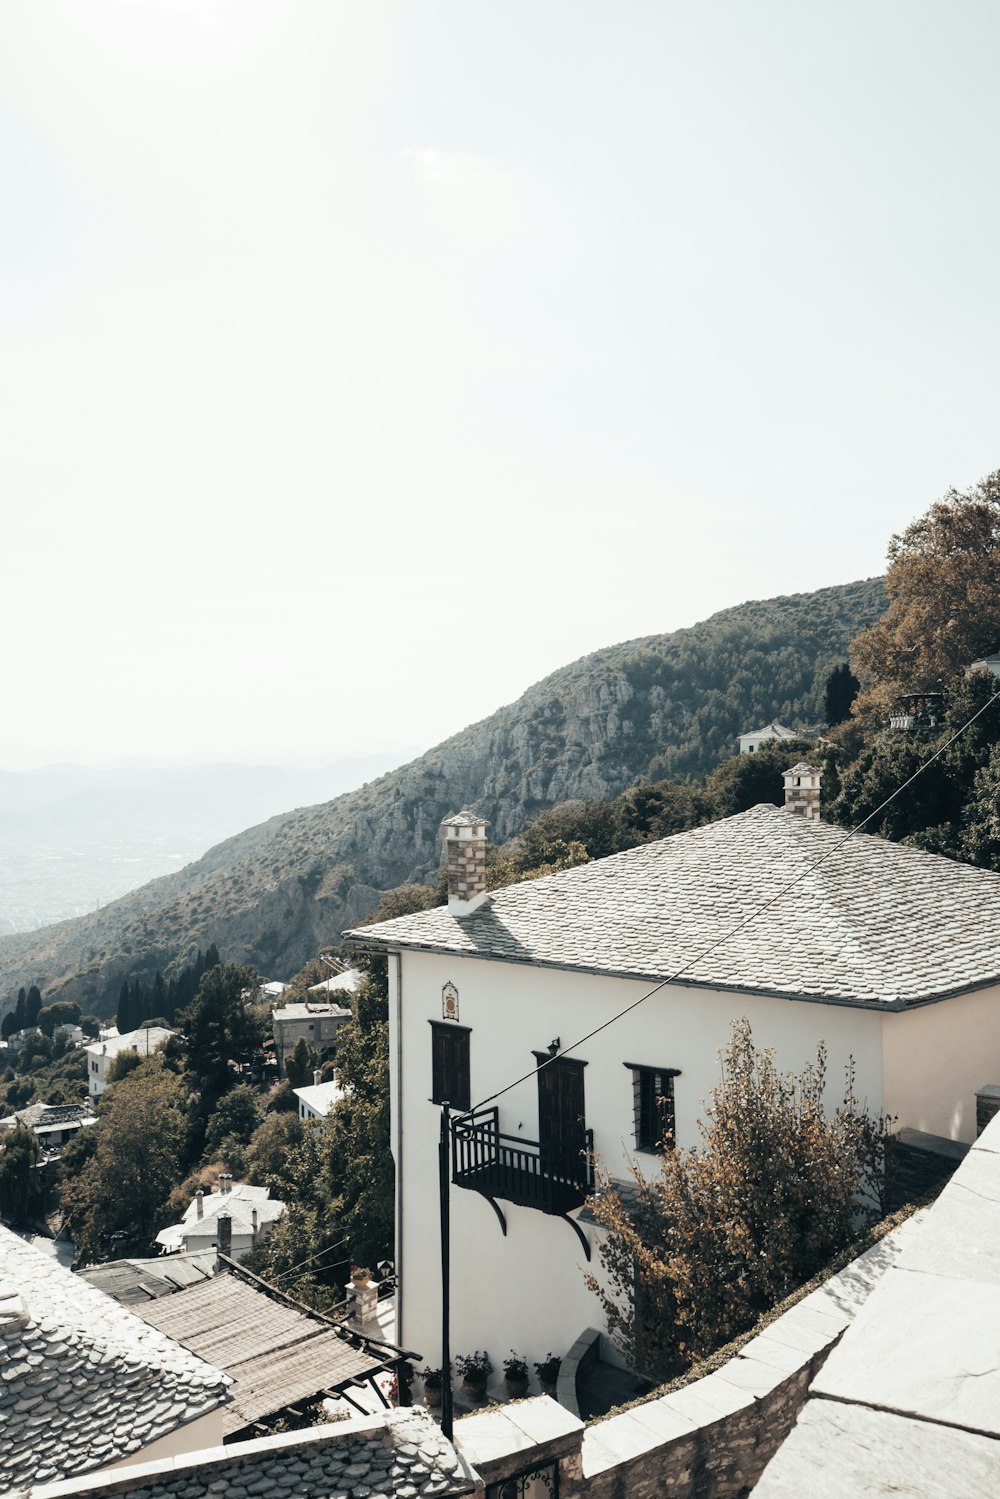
[2,1,999,768]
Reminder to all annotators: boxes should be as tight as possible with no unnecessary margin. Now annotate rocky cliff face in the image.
[0,577,885,1012]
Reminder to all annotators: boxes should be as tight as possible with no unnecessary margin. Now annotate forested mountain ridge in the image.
[0,577,885,1013]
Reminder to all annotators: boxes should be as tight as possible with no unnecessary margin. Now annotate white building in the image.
[293,1076,345,1121]
[155,1177,285,1260]
[85,1025,174,1099]
[968,652,1000,679]
[345,796,1000,1380]
[737,720,799,754]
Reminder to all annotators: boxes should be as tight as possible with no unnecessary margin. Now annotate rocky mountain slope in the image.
[0,577,885,1013]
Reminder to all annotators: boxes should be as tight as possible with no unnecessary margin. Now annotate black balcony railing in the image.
[451,1107,594,1216]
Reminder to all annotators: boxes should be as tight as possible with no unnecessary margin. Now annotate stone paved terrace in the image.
[753,1111,1000,1496]
[27,1408,478,1499]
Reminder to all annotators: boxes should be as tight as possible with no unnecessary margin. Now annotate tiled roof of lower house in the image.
[27,1408,477,1499]
[124,1265,407,1435]
[0,1228,230,1495]
[345,805,1000,1008]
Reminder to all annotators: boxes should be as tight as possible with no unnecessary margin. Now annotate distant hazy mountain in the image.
[0,577,885,1014]
[0,754,406,934]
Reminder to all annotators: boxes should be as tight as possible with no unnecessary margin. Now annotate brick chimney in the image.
[441,812,490,916]
[217,1213,232,1258]
[783,763,822,821]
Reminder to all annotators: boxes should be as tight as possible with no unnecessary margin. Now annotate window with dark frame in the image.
[625,1063,679,1151]
[430,1021,471,1110]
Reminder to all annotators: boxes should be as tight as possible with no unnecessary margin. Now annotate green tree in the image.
[36,1001,81,1038]
[851,471,1000,715]
[0,1125,43,1226]
[25,986,42,1027]
[204,1083,262,1158]
[586,1019,894,1381]
[60,1056,187,1262]
[823,662,860,726]
[178,963,262,1102]
[285,1037,317,1089]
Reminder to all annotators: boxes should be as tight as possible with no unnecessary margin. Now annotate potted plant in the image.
[456,1350,493,1400]
[421,1366,444,1409]
[503,1351,529,1399]
[350,1266,371,1287]
[534,1352,561,1395]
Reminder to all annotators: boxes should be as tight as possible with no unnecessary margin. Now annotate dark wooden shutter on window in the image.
[625,1063,679,1151]
[430,1023,470,1110]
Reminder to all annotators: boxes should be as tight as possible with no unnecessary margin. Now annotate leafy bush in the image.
[586,1019,894,1381]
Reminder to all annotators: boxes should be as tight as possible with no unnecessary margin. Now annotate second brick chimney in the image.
[441,811,490,917]
[783,763,822,821]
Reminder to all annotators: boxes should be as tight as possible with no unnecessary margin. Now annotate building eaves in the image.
[343,805,1000,1009]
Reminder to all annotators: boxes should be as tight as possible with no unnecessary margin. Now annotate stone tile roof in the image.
[0,1226,230,1495]
[345,805,1000,1008]
[155,1187,285,1251]
[28,1408,477,1499]
[84,1026,173,1062]
[293,1080,345,1116]
[79,1251,218,1307]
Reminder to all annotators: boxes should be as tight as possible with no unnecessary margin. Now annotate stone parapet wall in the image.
[455,1213,922,1499]
[976,1083,1000,1137]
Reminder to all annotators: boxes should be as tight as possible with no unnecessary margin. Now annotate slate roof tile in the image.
[0,1227,230,1496]
[345,805,1000,1008]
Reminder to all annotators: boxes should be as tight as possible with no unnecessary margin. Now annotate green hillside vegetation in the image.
[0,576,885,1014]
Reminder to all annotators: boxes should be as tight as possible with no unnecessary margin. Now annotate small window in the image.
[430,1022,471,1111]
[626,1064,679,1151]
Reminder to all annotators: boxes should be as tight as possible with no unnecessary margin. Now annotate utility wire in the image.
[465,683,1000,1118]
[269,1232,352,1283]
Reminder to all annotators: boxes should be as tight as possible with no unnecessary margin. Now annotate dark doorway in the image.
[536,1055,586,1183]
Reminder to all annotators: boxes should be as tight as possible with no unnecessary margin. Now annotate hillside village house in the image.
[737,719,798,753]
[155,1176,285,1260]
[271,976,357,1074]
[345,784,1000,1381]
[85,1023,174,1098]
[294,1073,345,1121]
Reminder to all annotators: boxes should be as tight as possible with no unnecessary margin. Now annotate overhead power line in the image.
[465,683,1000,1118]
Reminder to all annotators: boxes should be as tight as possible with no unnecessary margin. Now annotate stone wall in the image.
[891,1126,968,1204]
[456,1213,922,1499]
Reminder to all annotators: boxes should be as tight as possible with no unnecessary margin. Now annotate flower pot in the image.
[462,1376,488,1402]
[539,1377,558,1398]
[504,1375,529,1401]
[423,1381,442,1409]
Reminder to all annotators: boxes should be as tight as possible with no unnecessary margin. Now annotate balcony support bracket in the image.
[562,1212,591,1262]
[482,1193,507,1236]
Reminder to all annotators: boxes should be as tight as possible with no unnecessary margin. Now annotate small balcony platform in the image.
[451,1107,594,1217]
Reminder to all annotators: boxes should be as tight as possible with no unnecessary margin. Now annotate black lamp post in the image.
[438,1101,454,1439]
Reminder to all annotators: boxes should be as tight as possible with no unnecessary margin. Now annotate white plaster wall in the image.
[393,949,885,1374]
[103,1409,229,1472]
[882,983,1000,1143]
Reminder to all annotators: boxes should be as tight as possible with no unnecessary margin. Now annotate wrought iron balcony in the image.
[451,1106,594,1217]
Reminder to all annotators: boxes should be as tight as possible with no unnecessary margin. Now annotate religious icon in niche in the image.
[441,982,459,1021]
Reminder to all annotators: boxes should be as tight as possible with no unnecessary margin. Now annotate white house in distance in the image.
[293,1074,345,1122]
[345,791,1000,1379]
[737,719,799,754]
[155,1176,285,1260]
[968,652,1000,678]
[85,1024,174,1099]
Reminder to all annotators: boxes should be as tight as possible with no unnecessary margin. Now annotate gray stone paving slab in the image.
[661,1371,754,1425]
[499,1394,583,1448]
[895,1164,1000,1286]
[753,1399,1000,1498]
[624,1396,698,1443]
[812,1266,1000,1434]
[736,1333,810,1374]
[713,1354,786,1398]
